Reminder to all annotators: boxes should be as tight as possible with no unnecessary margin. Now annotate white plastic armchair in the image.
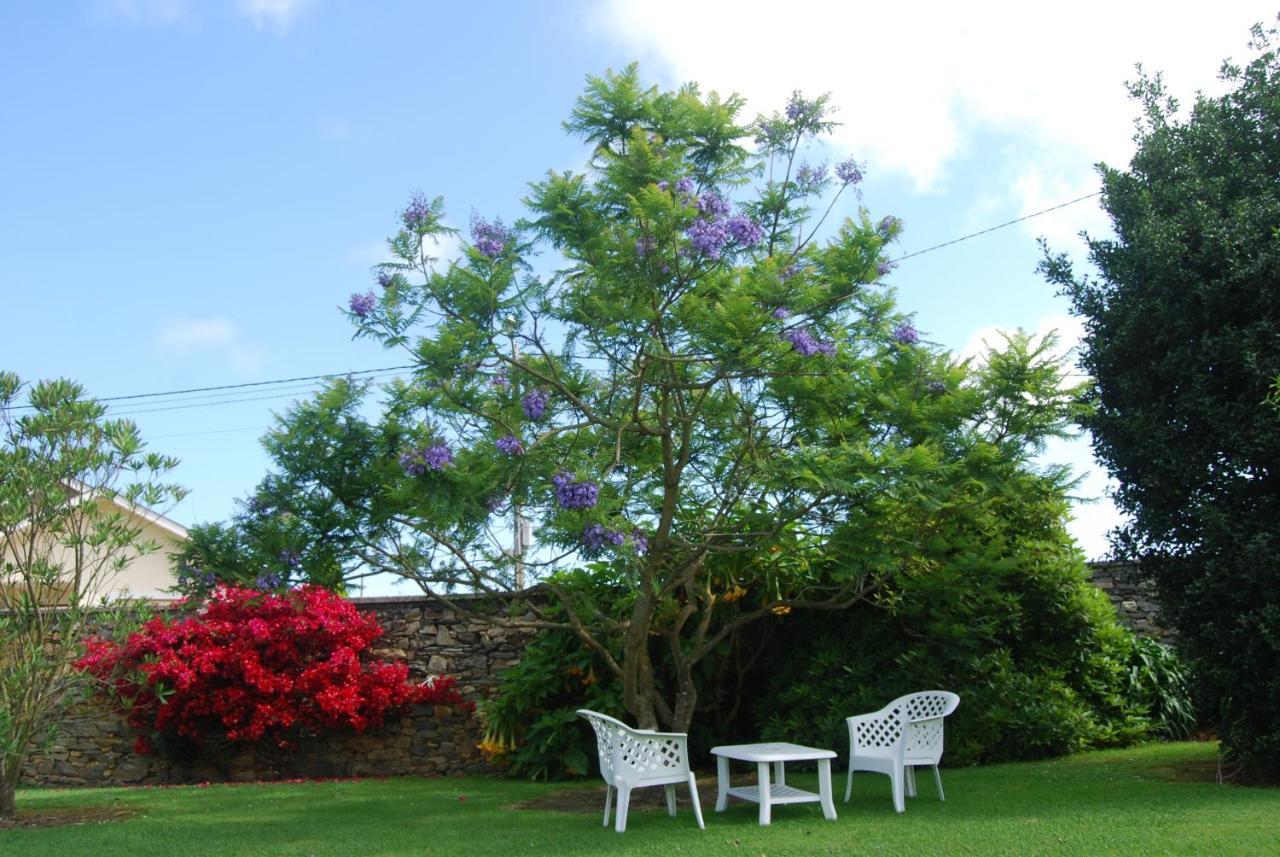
[844,691,960,813]
[577,709,705,833]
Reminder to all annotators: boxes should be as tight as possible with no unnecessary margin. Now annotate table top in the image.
[710,742,836,762]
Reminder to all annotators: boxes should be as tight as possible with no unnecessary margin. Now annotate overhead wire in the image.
[9,189,1103,426]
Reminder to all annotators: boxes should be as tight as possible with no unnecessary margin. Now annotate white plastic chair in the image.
[577,709,705,833]
[843,691,960,812]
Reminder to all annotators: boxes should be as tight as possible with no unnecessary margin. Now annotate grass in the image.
[3,742,1277,856]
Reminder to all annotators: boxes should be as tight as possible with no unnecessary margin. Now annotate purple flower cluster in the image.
[892,322,920,345]
[925,380,948,396]
[785,92,807,121]
[400,442,454,476]
[635,235,656,258]
[772,306,791,320]
[836,158,864,185]
[686,217,731,259]
[470,214,509,259]
[278,550,301,568]
[492,372,510,390]
[674,176,696,195]
[176,565,217,590]
[401,192,435,231]
[726,215,763,246]
[696,190,731,218]
[582,523,626,552]
[876,260,895,277]
[630,529,648,554]
[657,180,669,192]
[522,389,549,420]
[255,572,283,590]
[349,291,376,318]
[582,524,648,554]
[782,326,836,357]
[553,471,599,510]
[683,187,764,260]
[495,434,525,456]
[376,270,394,289]
[795,162,828,187]
[877,215,901,237]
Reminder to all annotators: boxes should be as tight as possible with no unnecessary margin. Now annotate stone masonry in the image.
[1087,560,1173,640]
[20,593,540,788]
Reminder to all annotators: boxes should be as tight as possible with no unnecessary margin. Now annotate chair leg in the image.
[665,784,677,817]
[844,753,854,802]
[890,766,905,814]
[687,772,705,830]
[614,785,632,833]
[602,784,613,827]
[933,765,945,801]
[906,765,917,798]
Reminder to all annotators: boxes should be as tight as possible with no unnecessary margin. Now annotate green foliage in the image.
[205,67,1089,735]
[1126,636,1196,741]
[1040,22,1280,780]
[0,373,182,818]
[750,475,1154,766]
[478,629,621,781]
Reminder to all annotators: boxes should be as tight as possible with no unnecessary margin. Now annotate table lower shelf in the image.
[726,784,821,805]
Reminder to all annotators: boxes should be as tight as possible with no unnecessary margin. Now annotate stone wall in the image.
[20,593,540,788]
[1087,561,1173,639]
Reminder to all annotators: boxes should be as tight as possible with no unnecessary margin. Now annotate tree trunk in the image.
[621,592,659,729]
[0,761,16,821]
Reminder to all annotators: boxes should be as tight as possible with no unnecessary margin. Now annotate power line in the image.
[890,191,1102,264]
[7,364,417,412]
[8,192,1101,415]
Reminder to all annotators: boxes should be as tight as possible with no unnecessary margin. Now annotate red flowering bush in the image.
[77,584,465,754]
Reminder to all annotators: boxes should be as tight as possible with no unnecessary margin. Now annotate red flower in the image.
[77,584,464,753]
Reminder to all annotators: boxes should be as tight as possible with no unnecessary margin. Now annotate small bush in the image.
[478,629,621,780]
[77,585,464,756]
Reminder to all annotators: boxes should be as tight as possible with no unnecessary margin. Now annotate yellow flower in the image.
[770,604,791,616]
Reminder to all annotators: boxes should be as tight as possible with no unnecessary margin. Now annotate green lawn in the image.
[3,742,1277,856]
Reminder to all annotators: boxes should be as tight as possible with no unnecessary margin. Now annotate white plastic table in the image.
[710,742,838,826]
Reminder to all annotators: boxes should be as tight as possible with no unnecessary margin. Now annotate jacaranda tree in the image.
[189,67,1085,732]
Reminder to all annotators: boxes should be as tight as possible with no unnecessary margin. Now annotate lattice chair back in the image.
[896,691,960,763]
[576,709,704,833]
[851,702,906,755]
[577,709,688,784]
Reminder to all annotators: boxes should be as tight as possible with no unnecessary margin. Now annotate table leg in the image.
[818,759,837,821]
[773,760,786,786]
[715,755,729,812]
[757,762,772,826]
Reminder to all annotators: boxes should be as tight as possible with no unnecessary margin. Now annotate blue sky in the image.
[2,1,1274,591]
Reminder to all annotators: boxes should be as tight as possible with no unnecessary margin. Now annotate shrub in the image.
[478,629,622,780]
[749,554,1157,766]
[77,585,464,755]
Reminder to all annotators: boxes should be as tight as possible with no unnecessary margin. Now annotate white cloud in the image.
[595,0,1272,193]
[101,0,187,23]
[1044,434,1124,561]
[154,317,237,350]
[153,316,263,373]
[235,0,314,31]
[102,0,316,30]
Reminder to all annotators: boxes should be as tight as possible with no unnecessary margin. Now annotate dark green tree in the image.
[1041,22,1280,780]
